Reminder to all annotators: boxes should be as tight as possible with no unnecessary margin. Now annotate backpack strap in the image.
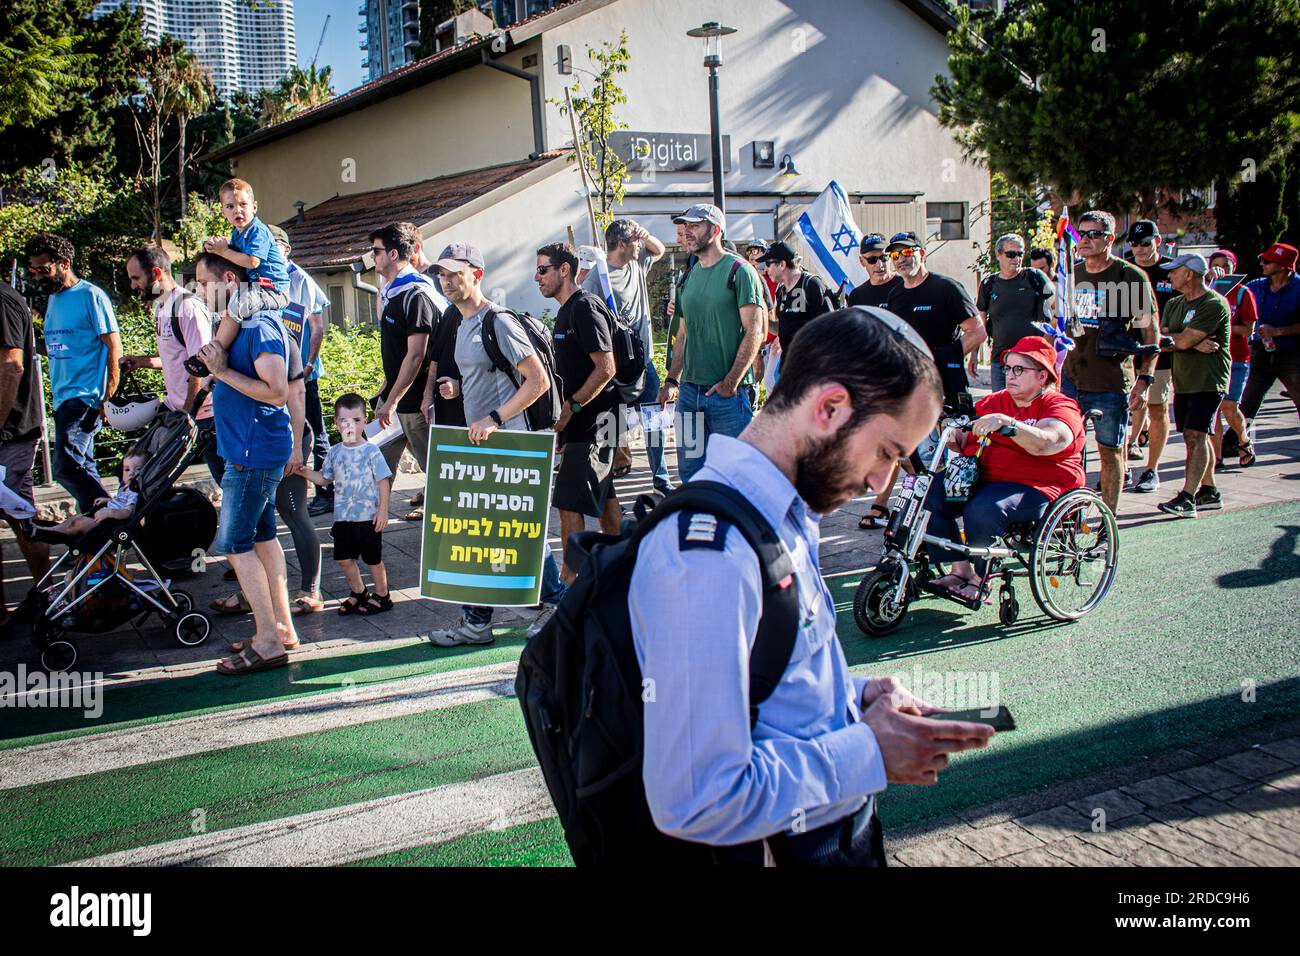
[479,307,521,388]
[627,481,800,726]
[167,290,202,349]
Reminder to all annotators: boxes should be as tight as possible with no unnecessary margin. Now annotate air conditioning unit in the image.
[434,9,495,52]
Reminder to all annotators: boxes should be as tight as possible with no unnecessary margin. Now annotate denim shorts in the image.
[1061,377,1128,449]
[213,464,282,555]
[1225,361,1250,404]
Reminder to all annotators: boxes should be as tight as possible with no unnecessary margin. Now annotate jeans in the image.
[463,545,567,627]
[1061,376,1129,449]
[990,362,1006,393]
[636,361,671,489]
[213,464,282,556]
[923,478,1050,575]
[51,399,108,513]
[675,381,755,483]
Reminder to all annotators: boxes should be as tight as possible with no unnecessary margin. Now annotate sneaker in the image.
[653,480,676,495]
[1127,445,1144,461]
[526,603,557,639]
[428,619,494,647]
[1133,469,1159,493]
[1194,486,1223,511]
[1157,491,1197,519]
[308,495,334,517]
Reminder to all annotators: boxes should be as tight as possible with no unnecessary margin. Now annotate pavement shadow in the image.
[1217,525,1300,590]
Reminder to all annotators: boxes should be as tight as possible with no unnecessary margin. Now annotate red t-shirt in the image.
[1224,282,1257,363]
[963,390,1086,500]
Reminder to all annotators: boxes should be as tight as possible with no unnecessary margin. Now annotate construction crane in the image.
[311,14,331,68]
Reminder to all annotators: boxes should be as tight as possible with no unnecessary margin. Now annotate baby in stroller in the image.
[24,447,147,542]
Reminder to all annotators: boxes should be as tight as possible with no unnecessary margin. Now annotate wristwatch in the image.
[1006,420,1019,437]
[488,409,503,426]
[569,398,584,413]
[664,376,679,388]
[1137,373,1155,387]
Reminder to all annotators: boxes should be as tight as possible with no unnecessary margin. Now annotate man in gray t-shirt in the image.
[580,218,672,492]
[424,241,568,647]
[454,300,536,432]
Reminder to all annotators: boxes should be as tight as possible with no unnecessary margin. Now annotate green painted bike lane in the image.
[3,502,1297,866]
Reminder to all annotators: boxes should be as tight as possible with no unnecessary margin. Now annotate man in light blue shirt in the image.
[27,233,122,512]
[629,307,995,865]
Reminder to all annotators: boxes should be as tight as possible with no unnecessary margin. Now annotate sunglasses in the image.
[862,255,886,265]
[888,248,919,260]
[1133,239,1156,247]
[1001,363,1040,378]
[1000,250,1024,258]
[370,245,389,256]
[535,264,557,275]
[1077,229,1110,240]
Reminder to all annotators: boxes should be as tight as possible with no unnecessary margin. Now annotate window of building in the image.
[926,202,969,240]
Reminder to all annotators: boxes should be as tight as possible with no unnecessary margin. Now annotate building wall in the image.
[231,56,538,225]
[539,0,989,291]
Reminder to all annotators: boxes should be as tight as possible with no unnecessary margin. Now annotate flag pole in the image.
[564,87,602,249]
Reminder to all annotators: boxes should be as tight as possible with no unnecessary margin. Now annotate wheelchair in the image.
[854,409,1119,636]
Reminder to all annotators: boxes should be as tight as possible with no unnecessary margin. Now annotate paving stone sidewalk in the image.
[887,725,1300,867]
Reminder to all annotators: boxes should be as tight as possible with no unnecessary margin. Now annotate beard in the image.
[34,276,59,295]
[136,282,163,302]
[794,427,863,515]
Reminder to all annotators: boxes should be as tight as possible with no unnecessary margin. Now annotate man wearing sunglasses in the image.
[1061,210,1159,514]
[1239,242,1300,444]
[976,233,1055,392]
[877,231,983,409]
[846,233,902,309]
[1123,219,1177,493]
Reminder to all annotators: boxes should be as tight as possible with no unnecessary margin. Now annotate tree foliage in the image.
[1214,142,1300,259]
[259,64,335,125]
[552,32,633,237]
[933,0,1300,215]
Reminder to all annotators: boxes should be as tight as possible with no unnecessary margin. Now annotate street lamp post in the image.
[686,21,736,215]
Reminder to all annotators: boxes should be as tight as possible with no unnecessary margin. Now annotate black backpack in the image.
[164,289,206,349]
[978,268,1050,315]
[480,306,564,431]
[516,481,801,866]
[586,290,648,405]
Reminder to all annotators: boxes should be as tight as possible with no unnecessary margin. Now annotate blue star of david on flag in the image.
[830,224,858,256]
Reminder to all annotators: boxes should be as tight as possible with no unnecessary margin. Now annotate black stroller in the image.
[5,405,217,672]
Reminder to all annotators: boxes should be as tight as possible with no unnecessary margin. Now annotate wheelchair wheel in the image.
[1028,489,1119,620]
[854,565,909,637]
[40,638,79,673]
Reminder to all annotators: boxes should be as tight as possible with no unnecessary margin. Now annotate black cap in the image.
[860,233,887,253]
[757,240,798,265]
[1127,219,1159,244]
[886,231,922,251]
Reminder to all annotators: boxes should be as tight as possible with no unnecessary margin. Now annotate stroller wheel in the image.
[40,639,79,673]
[174,611,211,647]
[169,589,195,616]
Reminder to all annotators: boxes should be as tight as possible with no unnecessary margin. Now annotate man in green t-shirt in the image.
[658,203,764,481]
[1155,253,1231,519]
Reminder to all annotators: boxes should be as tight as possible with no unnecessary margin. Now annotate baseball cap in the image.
[1127,219,1159,244]
[268,224,289,246]
[860,233,887,253]
[1259,242,1299,270]
[672,203,725,228]
[744,238,769,252]
[886,231,922,251]
[1001,336,1059,384]
[757,240,798,265]
[1159,252,1208,275]
[434,241,484,273]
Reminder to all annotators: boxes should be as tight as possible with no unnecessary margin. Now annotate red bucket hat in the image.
[1001,335,1059,384]
[1259,243,1299,270]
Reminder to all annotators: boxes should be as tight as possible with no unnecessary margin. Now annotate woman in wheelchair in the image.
[923,336,1086,602]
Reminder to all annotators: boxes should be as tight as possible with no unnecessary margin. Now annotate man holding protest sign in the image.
[424,242,567,646]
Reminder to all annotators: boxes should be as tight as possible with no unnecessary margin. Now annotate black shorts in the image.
[331,520,383,565]
[1173,391,1223,434]
[552,441,616,518]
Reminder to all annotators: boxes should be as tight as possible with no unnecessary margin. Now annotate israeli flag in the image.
[797,181,868,294]
[579,245,618,313]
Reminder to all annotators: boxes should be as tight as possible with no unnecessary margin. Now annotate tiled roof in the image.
[277,154,567,270]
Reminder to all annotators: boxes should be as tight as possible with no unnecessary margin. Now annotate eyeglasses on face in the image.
[1000,250,1024,258]
[1001,363,1039,378]
[370,245,388,256]
[535,264,557,276]
[1133,239,1156,247]
[888,248,918,260]
[862,255,886,265]
[1077,229,1110,240]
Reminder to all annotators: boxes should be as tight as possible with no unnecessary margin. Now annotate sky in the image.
[295,0,366,94]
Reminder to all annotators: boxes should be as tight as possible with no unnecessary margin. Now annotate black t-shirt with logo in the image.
[553,291,617,445]
[0,282,42,443]
[775,272,835,355]
[847,275,903,310]
[977,269,1053,358]
[880,272,977,405]
[1124,253,1175,370]
[379,287,435,414]
[425,305,466,426]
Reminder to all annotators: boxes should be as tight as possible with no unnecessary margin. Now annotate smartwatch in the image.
[569,398,584,413]
[488,409,503,426]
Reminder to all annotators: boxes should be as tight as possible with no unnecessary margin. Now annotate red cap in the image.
[1259,243,1299,270]
[1001,335,1058,384]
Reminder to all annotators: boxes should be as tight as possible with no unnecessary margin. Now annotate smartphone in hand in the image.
[927,705,1016,732]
